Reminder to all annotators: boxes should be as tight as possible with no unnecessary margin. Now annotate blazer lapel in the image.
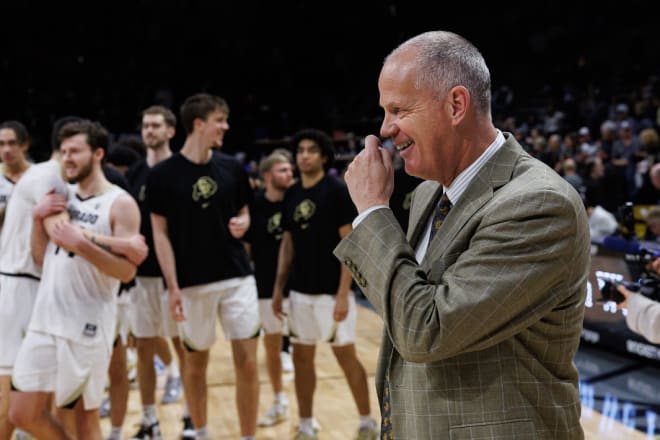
[422,135,525,276]
[406,181,442,248]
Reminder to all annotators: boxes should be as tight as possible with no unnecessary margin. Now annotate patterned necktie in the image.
[380,193,453,438]
[381,374,393,439]
[429,192,452,242]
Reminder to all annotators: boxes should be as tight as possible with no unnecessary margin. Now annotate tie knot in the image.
[438,193,452,213]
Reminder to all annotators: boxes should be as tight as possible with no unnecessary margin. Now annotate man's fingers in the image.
[380,144,393,169]
[364,134,382,152]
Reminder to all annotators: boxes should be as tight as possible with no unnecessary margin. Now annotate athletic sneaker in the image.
[130,421,162,439]
[99,396,111,418]
[293,431,318,440]
[258,401,288,426]
[14,429,33,440]
[161,376,183,404]
[127,349,138,383]
[181,416,196,440]
[281,350,294,373]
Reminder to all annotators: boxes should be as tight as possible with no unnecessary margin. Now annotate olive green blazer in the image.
[335,134,589,439]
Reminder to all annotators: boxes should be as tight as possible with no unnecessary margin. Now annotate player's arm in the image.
[151,212,184,321]
[333,223,354,322]
[60,193,140,283]
[81,228,147,266]
[228,204,250,239]
[272,230,294,319]
[31,189,68,267]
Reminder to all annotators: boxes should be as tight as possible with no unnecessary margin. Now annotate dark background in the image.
[1,1,658,161]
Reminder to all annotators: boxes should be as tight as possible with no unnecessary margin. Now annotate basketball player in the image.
[244,150,294,427]
[0,122,64,440]
[8,120,145,439]
[148,93,260,440]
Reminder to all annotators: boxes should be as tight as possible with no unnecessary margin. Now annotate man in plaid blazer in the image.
[335,30,589,439]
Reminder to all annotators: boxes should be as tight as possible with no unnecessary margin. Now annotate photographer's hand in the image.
[615,284,634,310]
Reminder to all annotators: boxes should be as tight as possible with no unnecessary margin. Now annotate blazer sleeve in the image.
[335,186,589,363]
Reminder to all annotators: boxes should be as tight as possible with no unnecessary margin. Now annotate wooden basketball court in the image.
[100,304,649,439]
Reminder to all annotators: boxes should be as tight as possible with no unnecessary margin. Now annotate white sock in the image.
[183,402,190,418]
[108,426,122,440]
[276,391,288,405]
[195,426,209,439]
[240,437,255,440]
[299,417,315,435]
[142,404,157,424]
[166,360,180,379]
[359,415,375,429]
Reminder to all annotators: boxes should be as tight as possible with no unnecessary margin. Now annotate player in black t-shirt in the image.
[123,105,189,439]
[147,94,259,440]
[244,150,294,427]
[272,129,378,439]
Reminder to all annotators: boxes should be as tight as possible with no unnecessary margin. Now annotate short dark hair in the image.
[291,128,335,170]
[58,119,109,154]
[51,115,83,151]
[180,93,229,134]
[0,120,30,145]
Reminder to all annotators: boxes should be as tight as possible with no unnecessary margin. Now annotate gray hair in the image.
[386,31,492,116]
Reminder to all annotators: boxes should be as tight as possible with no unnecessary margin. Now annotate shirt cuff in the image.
[352,205,390,228]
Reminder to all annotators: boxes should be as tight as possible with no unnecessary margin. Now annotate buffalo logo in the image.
[192,176,218,208]
[267,212,283,239]
[293,199,315,230]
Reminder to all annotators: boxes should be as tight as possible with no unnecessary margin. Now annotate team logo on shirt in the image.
[267,212,283,239]
[192,176,218,208]
[403,191,413,210]
[293,199,315,230]
[83,323,97,337]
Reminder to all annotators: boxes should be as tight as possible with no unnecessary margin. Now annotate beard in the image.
[146,138,164,150]
[66,159,94,184]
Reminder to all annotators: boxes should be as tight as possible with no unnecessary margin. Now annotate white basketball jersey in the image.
[0,174,16,241]
[29,184,125,349]
[0,159,66,277]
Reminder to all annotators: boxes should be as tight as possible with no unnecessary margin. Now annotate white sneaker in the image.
[14,429,33,440]
[258,401,288,426]
[161,376,183,404]
[126,349,138,383]
[99,395,111,418]
[281,351,294,373]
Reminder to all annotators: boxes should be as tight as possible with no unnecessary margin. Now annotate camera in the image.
[599,276,660,304]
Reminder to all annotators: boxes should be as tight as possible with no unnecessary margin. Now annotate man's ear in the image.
[448,85,469,125]
[94,147,105,162]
